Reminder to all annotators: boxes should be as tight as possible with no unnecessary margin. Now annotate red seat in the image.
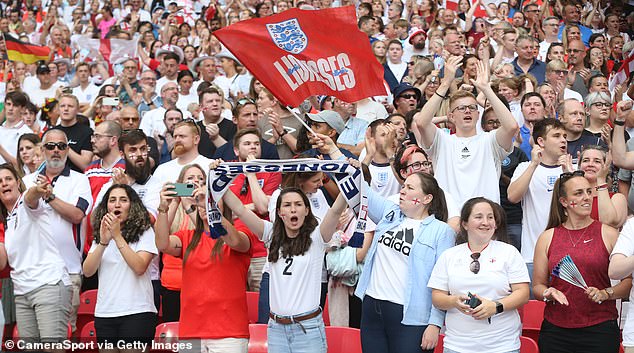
[323,298,330,326]
[434,334,444,353]
[521,300,545,344]
[77,289,98,334]
[79,321,98,353]
[325,326,362,353]
[246,291,259,324]
[248,324,268,353]
[520,336,539,353]
[153,322,179,353]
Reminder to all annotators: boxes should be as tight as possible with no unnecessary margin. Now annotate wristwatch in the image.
[605,287,614,299]
[495,301,504,314]
[44,194,56,203]
[614,120,625,126]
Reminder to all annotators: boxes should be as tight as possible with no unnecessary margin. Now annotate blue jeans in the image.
[361,295,432,353]
[267,311,327,353]
[506,224,522,251]
[257,272,270,324]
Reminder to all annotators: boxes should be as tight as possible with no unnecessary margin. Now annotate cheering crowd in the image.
[2,0,634,352]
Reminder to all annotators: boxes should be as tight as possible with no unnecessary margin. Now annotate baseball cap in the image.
[409,29,427,44]
[36,64,51,75]
[392,83,421,100]
[306,110,345,134]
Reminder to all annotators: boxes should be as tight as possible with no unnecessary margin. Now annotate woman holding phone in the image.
[218,158,349,353]
[156,173,254,353]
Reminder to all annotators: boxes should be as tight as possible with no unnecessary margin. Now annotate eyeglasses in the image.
[470,252,481,274]
[121,116,140,122]
[567,49,584,54]
[43,142,68,151]
[591,102,611,108]
[399,94,418,100]
[123,65,137,70]
[451,104,479,113]
[406,161,432,172]
[408,61,416,66]
[544,23,559,27]
[551,69,567,76]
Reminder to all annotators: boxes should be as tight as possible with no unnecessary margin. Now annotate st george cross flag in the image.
[72,35,139,66]
[214,6,385,107]
[609,47,634,92]
[444,0,488,18]
[207,159,368,247]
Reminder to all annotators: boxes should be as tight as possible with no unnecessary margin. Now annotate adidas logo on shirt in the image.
[378,228,414,256]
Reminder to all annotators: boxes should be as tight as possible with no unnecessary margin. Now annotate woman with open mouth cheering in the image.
[83,184,158,353]
[218,158,349,353]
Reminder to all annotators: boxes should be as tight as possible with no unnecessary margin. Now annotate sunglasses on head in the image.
[43,142,68,151]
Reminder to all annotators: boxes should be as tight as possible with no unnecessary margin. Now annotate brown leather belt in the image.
[269,307,322,324]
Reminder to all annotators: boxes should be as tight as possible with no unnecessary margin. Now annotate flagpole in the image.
[285,106,317,136]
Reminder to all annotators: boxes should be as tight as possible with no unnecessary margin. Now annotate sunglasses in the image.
[399,94,418,100]
[236,98,255,107]
[43,142,68,151]
[470,252,481,274]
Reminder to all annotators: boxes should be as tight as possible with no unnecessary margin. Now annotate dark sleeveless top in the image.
[544,220,617,328]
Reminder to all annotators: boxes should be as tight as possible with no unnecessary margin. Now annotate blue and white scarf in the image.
[206,158,367,247]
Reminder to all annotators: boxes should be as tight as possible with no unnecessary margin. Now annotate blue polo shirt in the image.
[337,117,369,146]
[512,57,547,85]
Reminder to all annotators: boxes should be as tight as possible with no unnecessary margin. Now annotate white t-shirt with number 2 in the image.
[263,221,325,317]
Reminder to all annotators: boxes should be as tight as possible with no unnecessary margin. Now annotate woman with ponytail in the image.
[354,171,455,353]
[155,172,254,353]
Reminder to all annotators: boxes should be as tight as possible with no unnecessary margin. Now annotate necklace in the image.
[565,223,591,248]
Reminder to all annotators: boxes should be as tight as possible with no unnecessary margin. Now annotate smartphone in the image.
[173,183,195,197]
[102,97,119,106]
[464,292,482,309]
[113,63,124,75]
[80,19,89,24]
[62,86,72,94]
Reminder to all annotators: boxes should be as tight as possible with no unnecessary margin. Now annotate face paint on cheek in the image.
[412,198,421,205]
[569,201,577,208]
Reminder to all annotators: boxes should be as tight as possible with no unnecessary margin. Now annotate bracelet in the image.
[158,206,168,214]
[99,242,108,247]
[185,205,197,214]
[278,129,288,137]
[614,120,625,126]
[435,91,448,100]
[596,183,609,191]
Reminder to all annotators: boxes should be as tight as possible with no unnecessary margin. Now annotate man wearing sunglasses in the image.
[392,83,421,117]
[414,55,519,208]
[22,128,92,333]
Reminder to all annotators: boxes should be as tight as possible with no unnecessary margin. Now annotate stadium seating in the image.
[325,326,362,353]
[77,289,98,334]
[521,300,545,343]
[248,324,268,353]
[246,291,259,324]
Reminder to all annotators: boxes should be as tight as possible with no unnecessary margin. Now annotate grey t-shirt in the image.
[258,114,304,160]
[617,137,634,212]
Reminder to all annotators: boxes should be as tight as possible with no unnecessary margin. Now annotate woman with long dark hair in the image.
[83,184,158,353]
[220,159,348,353]
[15,134,42,177]
[429,197,529,353]
[155,173,253,353]
[355,171,455,353]
[533,172,631,353]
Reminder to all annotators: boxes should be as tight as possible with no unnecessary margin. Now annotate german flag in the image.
[4,35,50,64]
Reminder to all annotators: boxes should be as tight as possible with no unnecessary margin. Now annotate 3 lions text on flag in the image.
[214,6,385,107]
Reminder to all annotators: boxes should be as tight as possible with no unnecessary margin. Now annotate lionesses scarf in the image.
[207,158,367,247]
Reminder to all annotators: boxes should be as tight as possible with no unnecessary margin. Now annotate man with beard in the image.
[403,29,426,62]
[153,120,212,184]
[22,128,92,333]
[140,82,181,138]
[85,121,125,201]
[119,106,160,169]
